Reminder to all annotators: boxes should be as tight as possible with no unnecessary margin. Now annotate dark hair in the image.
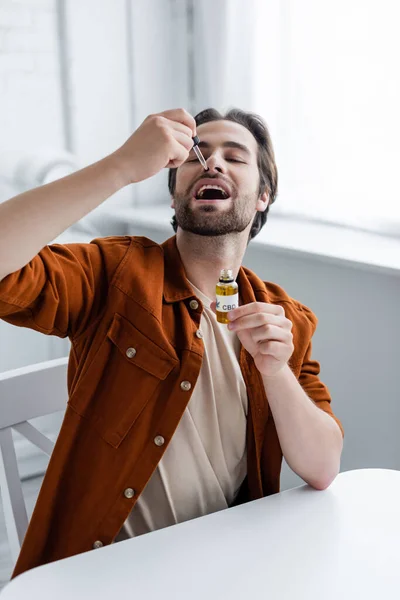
[169,108,278,240]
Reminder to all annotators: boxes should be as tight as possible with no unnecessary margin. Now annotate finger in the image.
[251,324,292,345]
[228,302,285,321]
[159,108,196,136]
[210,301,217,314]
[166,119,194,140]
[258,340,289,359]
[228,312,285,331]
[166,135,192,168]
[171,129,195,152]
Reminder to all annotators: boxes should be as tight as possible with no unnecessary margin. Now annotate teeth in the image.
[197,184,229,198]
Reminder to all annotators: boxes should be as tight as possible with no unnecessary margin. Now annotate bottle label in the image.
[216,293,239,313]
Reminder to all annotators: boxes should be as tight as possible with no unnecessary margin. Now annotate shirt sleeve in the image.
[0,238,128,340]
[296,304,344,438]
[299,339,344,437]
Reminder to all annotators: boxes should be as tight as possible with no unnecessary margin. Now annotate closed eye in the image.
[185,157,247,164]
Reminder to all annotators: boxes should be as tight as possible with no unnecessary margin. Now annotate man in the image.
[0,108,343,578]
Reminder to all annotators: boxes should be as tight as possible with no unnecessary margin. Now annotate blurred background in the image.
[0,0,400,495]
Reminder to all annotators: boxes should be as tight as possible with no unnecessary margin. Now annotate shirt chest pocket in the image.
[68,313,178,448]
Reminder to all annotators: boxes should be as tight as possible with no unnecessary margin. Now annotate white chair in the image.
[0,357,68,563]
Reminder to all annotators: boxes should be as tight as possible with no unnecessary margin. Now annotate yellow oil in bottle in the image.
[216,269,239,324]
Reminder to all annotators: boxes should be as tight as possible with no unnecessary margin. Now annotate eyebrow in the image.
[197,141,252,155]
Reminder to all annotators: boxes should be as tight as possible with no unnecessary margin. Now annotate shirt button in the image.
[124,488,135,499]
[154,435,165,447]
[189,299,199,310]
[126,347,136,359]
[180,381,192,391]
[195,329,203,339]
[93,540,104,549]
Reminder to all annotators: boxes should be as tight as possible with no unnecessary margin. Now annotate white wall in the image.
[0,0,64,151]
[0,0,70,372]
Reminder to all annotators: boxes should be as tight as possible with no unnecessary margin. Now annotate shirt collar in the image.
[237,265,271,306]
[161,236,196,303]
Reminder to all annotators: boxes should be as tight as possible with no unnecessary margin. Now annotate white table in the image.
[1,469,400,599]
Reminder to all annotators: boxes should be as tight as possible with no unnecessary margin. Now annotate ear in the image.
[170,196,175,209]
[256,189,269,213]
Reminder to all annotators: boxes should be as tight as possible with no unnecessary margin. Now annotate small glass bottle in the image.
[216,269,239,324]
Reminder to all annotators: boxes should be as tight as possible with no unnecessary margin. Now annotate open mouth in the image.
[194,184,230,201]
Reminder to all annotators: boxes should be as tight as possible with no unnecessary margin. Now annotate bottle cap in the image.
[219,269,234,282]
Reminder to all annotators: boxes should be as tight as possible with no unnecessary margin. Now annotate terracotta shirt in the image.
[0,235,344,578]
[115,281,248,541]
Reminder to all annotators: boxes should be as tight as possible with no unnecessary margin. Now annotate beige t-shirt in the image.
[115,282,248,541]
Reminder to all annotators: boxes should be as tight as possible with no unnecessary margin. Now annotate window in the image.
[254,0,400,236]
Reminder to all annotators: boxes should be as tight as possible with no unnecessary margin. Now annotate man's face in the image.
[171,120,268,236]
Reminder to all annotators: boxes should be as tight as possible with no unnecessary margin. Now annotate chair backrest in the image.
[0,357,68,563]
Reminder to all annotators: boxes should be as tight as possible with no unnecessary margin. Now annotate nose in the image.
[205,152,227,174]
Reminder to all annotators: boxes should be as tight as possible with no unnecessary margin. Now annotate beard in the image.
[173,191,258,237]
